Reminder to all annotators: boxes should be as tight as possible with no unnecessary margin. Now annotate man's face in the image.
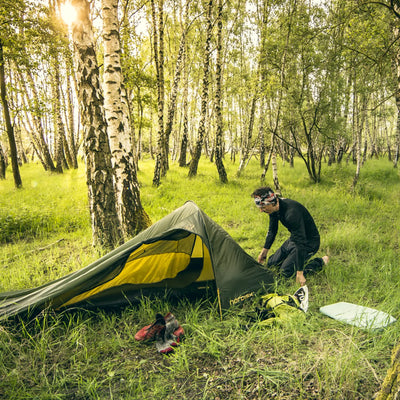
[254,196,277,214]
[259,202,275,214]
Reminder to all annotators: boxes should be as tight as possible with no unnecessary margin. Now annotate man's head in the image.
[251,187,278,213]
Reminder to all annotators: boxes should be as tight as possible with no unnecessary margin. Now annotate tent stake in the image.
[217,288,223,321]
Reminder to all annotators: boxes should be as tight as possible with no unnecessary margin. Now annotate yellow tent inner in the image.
[61,233,214,307]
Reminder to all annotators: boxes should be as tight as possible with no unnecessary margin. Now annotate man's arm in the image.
[264,213,279,250]
[296,270,306,286]
[258,248,269,264]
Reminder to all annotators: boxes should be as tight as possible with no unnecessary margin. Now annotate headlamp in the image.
[254,191,276,207]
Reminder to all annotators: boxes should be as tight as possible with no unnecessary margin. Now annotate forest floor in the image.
[0,156,399,399]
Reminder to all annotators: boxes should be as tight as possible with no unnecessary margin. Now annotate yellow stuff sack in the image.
[255,293,305,326]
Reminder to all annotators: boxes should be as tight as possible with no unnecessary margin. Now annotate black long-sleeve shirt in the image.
[264,198,320,251]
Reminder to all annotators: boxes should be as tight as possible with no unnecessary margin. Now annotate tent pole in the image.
[217,288,223,321]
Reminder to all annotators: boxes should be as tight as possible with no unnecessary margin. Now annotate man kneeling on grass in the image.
[252,186,329,286]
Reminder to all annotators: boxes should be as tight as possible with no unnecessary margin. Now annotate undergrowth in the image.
[0,156,399,399]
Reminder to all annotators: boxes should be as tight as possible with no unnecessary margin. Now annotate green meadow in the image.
[0,157,399,399]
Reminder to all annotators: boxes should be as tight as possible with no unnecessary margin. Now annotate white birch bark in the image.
[102,0,150,238]
[71,0,122,249]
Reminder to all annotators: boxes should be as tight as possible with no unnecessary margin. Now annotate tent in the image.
[0,201,275,320]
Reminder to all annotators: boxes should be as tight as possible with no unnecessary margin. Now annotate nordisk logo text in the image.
[230,292,255,306]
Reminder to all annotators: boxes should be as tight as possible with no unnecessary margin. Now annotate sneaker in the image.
[156,313,185,353]
[156,326,185,353]
[294,285,309,313]
[164,312,178,327]
[156,338,175,354]
[169,325,185,347]
[162,312,180,339]
[173,325,185,339]
[134,313,166,341]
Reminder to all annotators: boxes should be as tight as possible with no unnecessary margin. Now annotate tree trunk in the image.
[178,44,189,167]
[102,0,151,239]
[259,0,291,182]
[14,125,28,165]
[261,130,275,181]
[136,86,144,161]
[289,135,295,167]
[188,0,213,178]
[64,62,79,169]
[376,342,400,400]
[18,67,56,171]
[258,97,266,168]
[17,92,45,167]
[393,112,400,168]
[328,144,336,166]
[0,39,22,188]
[0,143,6,179]
[352,90,365,191]
[163,5,188,174]
[149,107,154,159]
[271,152,281,195]
[52,56,65,173]
[214,0,227,183]
[237,94,257,177]
[71,0,122,249]
[152,0,166,186]
[391,19,400,168]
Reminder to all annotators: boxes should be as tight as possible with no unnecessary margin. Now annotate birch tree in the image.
[178,43,189,167]
[188,0,213,178]
[260,0,289,182]
[102,0,151,239]
[391,19,400,168]
[0,143,6,179]
[214,0,227,183]
[63,60,79,169]
[237,93,257,177]
[151,0,166,186]
[70,0,122,249]
[163,1,189,174]
[0,40,22,188]
[0,0,26,188]
[51,57,66,173]
[17,67,57,171]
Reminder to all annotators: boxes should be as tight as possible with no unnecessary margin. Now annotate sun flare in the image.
[60,2,77,25]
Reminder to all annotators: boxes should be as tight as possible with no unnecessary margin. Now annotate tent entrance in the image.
[60,233,214,308]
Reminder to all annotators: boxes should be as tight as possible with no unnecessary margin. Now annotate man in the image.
[252,187,329,286]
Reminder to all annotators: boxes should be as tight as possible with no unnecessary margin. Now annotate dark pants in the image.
[267,238,324,278]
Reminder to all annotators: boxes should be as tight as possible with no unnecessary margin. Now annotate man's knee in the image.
[280,263,296,278]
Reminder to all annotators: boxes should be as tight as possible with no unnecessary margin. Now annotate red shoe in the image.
[135,314,165,341]
[156,314,185,353]
[173,325,185,341]
[157,343,175,354]
[166,325,185,347]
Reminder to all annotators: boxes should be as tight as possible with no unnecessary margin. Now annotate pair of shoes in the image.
[134,313,166,341]
[135,312,185,354]
[156,312,185,354]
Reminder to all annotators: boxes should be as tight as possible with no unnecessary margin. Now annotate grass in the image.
[0,155,400,399]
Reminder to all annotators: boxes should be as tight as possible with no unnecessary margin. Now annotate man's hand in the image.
[257,248,268,264]
[296,271,306,286]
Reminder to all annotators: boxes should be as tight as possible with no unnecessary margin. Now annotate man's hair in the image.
[251,186,277,205]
